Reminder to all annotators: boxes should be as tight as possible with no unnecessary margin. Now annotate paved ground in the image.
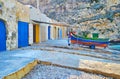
[0,39,120,79]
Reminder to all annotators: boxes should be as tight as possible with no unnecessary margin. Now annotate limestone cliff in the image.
[17,0,120,39]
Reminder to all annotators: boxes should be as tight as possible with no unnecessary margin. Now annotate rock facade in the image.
[17,0,120,39]
[0,0,17,50]
[0,0,30,50]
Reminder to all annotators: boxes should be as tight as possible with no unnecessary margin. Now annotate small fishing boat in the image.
[69,32,109,48]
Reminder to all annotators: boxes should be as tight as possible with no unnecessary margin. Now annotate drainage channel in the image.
[22,62,114,79]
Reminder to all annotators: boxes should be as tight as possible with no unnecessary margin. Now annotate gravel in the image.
[22,64,113,79]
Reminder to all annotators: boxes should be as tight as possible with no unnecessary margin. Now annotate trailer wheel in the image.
[68,44,70,46]
[89,45,95,49]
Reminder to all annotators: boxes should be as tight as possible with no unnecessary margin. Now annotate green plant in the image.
[91,0,99,3]
[82,31,90,37]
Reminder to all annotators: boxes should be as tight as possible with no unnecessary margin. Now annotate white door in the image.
[29,24,33,45]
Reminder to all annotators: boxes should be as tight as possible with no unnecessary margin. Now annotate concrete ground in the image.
[0,39,120,79]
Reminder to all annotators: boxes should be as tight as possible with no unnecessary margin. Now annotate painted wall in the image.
[49,20,54,40]
[40,13,51,41]
[16,2,30,22]
[16,1,30,48]
[29,6,41,43]
[40,24,48,42]
[40,25,44,42]
[29,6,41,21]
[62,27,67,38]
[29,23,33,45]
[50,26,54,40]
[0,0,67,51]
[29,6,52,42]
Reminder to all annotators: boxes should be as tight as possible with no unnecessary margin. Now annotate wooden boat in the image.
[69,32,109,48]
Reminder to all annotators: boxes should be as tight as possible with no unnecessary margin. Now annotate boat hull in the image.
[70,35,109,48]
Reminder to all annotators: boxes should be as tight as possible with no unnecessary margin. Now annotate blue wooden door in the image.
[48,26,51,40]
[0,20,6,51]
[18,21,29,48]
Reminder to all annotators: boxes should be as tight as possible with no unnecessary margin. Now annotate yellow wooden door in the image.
[35,24,39,43]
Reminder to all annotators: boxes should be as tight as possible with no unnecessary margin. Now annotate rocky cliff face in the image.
[17,0,120,39]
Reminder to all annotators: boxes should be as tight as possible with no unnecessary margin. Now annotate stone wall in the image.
[16,2,30,22]
[0,0,17,50]
[107,0,120,7]
[0,0,30,50]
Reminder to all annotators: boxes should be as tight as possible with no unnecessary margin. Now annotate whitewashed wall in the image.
[29,24,33,45]
[40,25,45,42]
[40,24,48,42]
[29,6,52,42]
[40,13,51,41]
[29,6,41,21]
[50,26,54,40]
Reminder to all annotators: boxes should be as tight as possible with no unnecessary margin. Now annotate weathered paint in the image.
[62,27,65,38]
[56,27,59,39]
[29,6,41,21]
[0,20,6,51]
[49,25,54,40]
[40,13,51,41]
[40,26,43,42]
[0,0,31,50]
[40,24,49,42]
[16,2,30,22]
[30,6,51,42]
[0,0,17,50]
[62,27,67,38]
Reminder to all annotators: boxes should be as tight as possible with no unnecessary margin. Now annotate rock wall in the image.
[16,0,120,39]
[0,0,30,50]
[16,2,30,22]
[0,0,17,50]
